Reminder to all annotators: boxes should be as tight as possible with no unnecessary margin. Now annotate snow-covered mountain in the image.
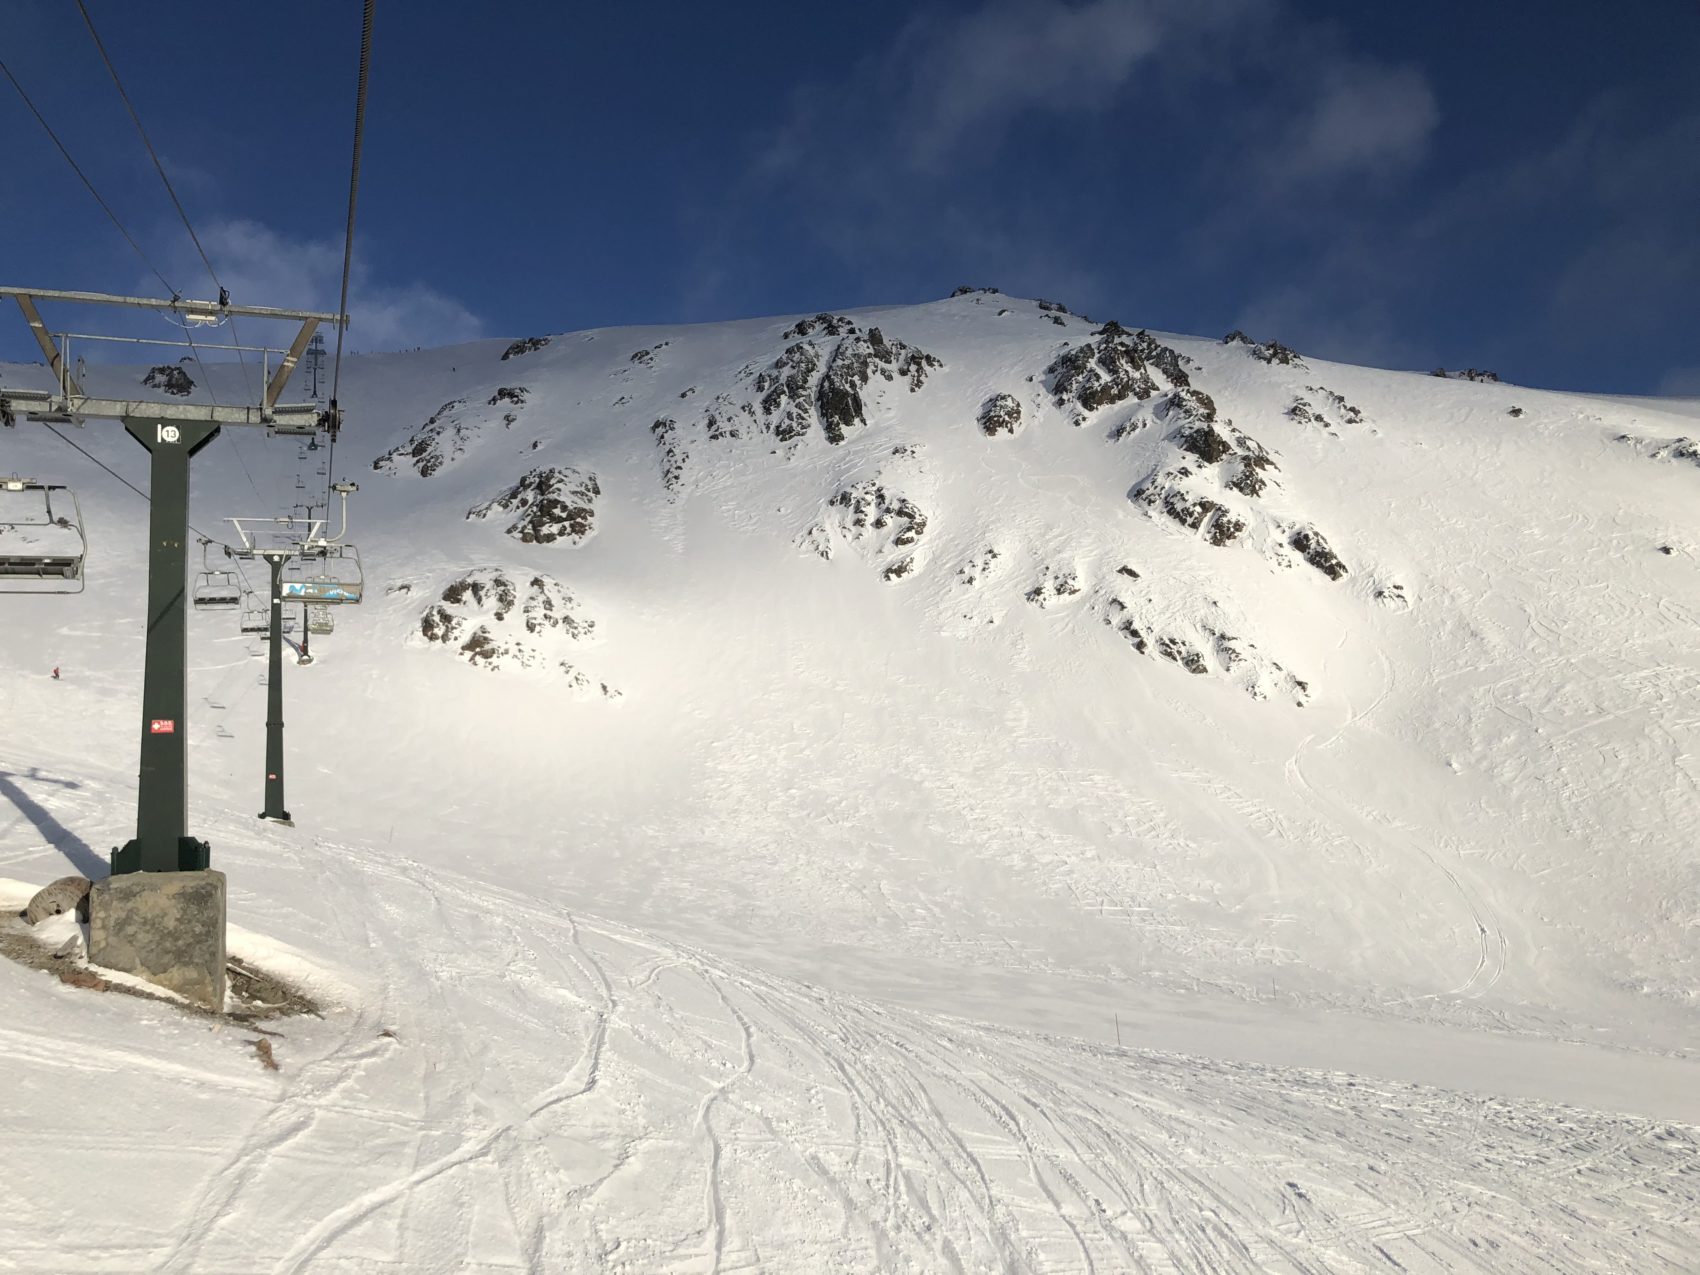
[2,290,1698,1271]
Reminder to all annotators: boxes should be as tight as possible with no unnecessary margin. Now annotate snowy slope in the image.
[2,290,1698,1271]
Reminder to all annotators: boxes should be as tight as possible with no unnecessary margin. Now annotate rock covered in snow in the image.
[1047,321,1195,424]
[418,569,610,691]
[500,336,550,361]
[142,364,195,396]
[1289,525,1348,579]
[977,393,1023,437]
[467,466,600,545]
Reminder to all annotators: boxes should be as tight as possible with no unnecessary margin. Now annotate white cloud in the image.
[154,219,483,354]
[896,0,1173,164]
[1282,64,1438,181]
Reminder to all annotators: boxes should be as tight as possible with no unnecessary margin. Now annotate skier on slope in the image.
[50,666,59,680]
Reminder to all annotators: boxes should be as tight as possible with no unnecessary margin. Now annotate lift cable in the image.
[0,56,176,295]
[39,421,235,554]
[325,0,377,501]
[72,0,258,408]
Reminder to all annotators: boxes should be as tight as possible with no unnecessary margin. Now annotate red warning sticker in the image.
[149,719,176,734]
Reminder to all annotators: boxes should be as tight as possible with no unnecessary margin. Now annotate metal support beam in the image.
[260,556,292,825]
[265,318,319,412]
[0,389,320,428]
[13,295,81,397]
[111,418,221,875]
[0,285,341,325]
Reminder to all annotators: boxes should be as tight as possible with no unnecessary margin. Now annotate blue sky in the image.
[2,0,1696,394]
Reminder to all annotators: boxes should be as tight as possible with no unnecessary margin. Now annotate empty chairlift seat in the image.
[192,539,242,609]
[238,592,295,635]
[0,477,86,594]
[193,572,243,609]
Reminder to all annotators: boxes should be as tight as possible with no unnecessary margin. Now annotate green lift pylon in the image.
[260,553,293,825]
[112,418,223,872]
[0,286,343,873]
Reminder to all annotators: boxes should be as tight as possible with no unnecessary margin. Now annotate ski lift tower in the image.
[0,285,343,1007]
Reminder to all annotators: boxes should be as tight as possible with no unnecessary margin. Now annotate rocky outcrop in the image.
[801,477,930,581]
[1224,331,1304,368]
[700,319,946,453]
[467,467,600,545]
[142,364,195,396]
[1617,433,1700,469]
[1289,525,1348,579]
[418,569,610,692]
[978,393,1023,437]
[500,336,550,361]
[1098,589,1310,705]
[1287,386,1364,432]
[373,399,478,477]
[651,417,687,495]
[1132,389,1278,546]
[817,328,943,444]
[1047,322,1194,424]
[1025,566,1084,608]
[783,313,858,340]
[1431,367,1499,382]
[488,386,528,407]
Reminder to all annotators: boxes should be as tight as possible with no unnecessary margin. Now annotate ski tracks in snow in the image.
[1286,637,1510,1000]
[106,846,1692,1273]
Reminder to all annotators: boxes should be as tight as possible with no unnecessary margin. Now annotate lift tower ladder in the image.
[0,286,345,874]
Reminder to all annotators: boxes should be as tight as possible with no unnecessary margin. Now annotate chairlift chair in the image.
[0,476,87,594]
[238,592,269,634]
[191,539,242,610]
[281,543,363,605]
[237,592,295,635]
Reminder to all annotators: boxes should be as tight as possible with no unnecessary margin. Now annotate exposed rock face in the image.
[1047,322,1194,424]
[373,400,479,477]
[1290,525,1348,579]
[1251,340,1304,367]
[755,342,824,443]
[418,569,608,690]
[468,467,600,545]
[1617,433,1700,469]
[978,393,1023,437]
[1224,331,1304,367]
[488,386,528,407]
[801,477,929,581]
[651,417,687,495]
[500,336,550,361]
[1025,566,1083,608]
[1431,367,1499,382]
[1097,588,1309,705]
[950,285,1001,297]
[1287,386,1364,432]
[1133,389,1278,546]
[817,328,943,444]
[1036,299,1071,315]
[653,317,943,466]
[143,364,195,396]
[782,313,858,340]
[956,546,1001,587]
